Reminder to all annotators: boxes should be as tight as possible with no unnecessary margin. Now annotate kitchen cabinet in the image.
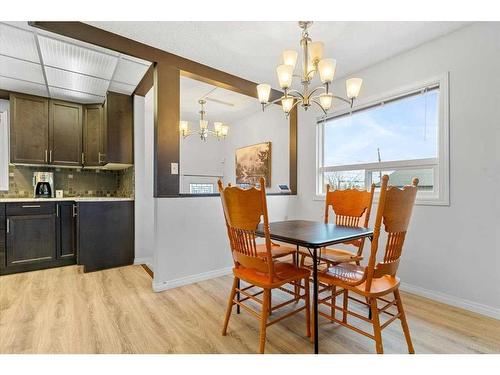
[49,100,83,166]
[104,92,133,165]
[77,201,134,272]
[0,202,76,275]
[57,202,77,259]
[0,204,5,273]
[10,93,49,164]
[83,104,105,166]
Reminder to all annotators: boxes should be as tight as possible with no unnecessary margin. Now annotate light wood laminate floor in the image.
[0,265,499,354]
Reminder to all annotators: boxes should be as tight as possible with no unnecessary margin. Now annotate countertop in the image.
[0,197,134,203]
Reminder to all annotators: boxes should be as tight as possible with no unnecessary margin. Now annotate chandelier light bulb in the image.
[318,58,336,83]
[214,122,223,134]
[179,120,189,135]
[199,119,208,130]
[308,41,324,64]
[276,64,294,89]
[281,96,294,114]
[346,78,363,99]
[221,125,229,137]
[319,93,333,111]
[256,83,271,104]
[282,49,298,69]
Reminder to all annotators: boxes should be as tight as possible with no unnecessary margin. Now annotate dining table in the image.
[256,220,374,354]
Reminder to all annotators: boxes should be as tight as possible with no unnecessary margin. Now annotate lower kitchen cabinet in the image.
[0,202,76,275]
[77,201,134,273]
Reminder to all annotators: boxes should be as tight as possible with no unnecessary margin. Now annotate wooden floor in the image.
[0,265,499,354]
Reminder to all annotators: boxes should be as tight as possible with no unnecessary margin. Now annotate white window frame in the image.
[316,73,450,206]
[189,183,215,194]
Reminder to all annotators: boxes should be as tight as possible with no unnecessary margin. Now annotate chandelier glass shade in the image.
[179,99,229,141]
[257,21,363,116]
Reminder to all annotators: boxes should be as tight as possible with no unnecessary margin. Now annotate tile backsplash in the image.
[0,165,134,198]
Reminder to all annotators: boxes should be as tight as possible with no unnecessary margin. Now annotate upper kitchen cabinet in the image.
[10,93,49,165]
[49,100,83,166]
[104,92,134,165]
[83,104,105,167]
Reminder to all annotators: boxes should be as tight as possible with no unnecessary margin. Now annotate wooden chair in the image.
[218,178,311,354]
[300,183,375,268]
[316,175,419,354]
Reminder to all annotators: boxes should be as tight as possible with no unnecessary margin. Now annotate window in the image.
[317,74,449,205]
[189,183,214,194]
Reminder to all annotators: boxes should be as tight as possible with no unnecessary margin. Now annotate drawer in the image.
[6,202,56,216]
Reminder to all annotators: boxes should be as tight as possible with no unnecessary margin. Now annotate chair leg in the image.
[370,297,383,354]
[331,286,336,322]
[222,277,238,336]
[259,289,271,354]
[342,289,348,323]
[394,289,415,354]
[304,277,311,337]
[268,290,272,315]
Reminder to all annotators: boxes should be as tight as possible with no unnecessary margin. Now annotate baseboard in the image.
[133,257,153,270]
[400,281,500,320]
[153,266,233,292]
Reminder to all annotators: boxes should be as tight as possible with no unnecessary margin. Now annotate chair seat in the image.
[233,261,310,288]
[300,247,362,264]
[319,263,400,297]
[257,243,296,259]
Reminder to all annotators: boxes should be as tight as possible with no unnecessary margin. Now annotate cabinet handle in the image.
[45,149,48,163]
[22,205,41,208]
[72,204,77,217]
[81,152,85,165]
[49,150,52,163]
[56,204,59,217]
[6,218,9,234]
[98,152,106,164]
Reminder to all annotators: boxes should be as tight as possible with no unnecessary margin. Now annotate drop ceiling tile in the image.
[0,76,48,97]
[38,35,118,79]
[108,81,136,95]
[112,58,150,86]
[49,86,105,104]
[45,66,109,96]
[0,55,45,84]
[0,23,40,63]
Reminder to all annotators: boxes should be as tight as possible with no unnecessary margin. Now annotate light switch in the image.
[171,162,179,175]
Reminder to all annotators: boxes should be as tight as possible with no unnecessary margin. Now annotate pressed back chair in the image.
[300,183,375,269]
[218,178,311,354]
[316,175,419,354]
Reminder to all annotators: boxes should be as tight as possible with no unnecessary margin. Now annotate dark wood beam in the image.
[134,64,154,97]
[289,106,298,195]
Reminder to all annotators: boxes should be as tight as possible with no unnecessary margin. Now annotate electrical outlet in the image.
[171,162,179,175]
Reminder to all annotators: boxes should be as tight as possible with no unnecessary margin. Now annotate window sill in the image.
[314,193,450,207]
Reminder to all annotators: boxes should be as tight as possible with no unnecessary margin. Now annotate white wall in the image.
[133,91,155,268]
[223,105,289,193]
[292,22,500,317]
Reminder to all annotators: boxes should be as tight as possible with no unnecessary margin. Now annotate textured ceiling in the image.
[87,21,470,89]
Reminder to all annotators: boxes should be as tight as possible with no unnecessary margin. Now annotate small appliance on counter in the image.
[33,172,54,198]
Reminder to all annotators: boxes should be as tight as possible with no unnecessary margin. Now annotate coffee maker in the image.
[33,172,54,198]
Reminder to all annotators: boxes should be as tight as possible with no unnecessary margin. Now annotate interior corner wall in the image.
[133,90,155,268]
[291,22,500,317]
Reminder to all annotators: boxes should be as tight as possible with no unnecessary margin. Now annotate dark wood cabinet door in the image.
[83,104,104,166]
[57,202,76,259]
[77,201,134,272]
[49,100,83,166]
[5,214,56,266]
[10,93,49,164]
[105,92,133,165]
[0,204,5,269]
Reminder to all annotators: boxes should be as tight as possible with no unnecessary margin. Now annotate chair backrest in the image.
[364,175,419,290]
[325,184,375,253]
[218,177,274,278]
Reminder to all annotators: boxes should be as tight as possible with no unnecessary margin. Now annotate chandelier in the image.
[256,21,363,116]
[179,99,229,141]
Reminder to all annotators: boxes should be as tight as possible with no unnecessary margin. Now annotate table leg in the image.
[236,278,240,314]
[312,246,319,354]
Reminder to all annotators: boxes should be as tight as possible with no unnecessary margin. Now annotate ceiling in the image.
[180,76,260,124]
[0,22,151,103]
[87,21,470,89]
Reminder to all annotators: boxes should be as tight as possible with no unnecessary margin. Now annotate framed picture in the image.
[235,142,271,187]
